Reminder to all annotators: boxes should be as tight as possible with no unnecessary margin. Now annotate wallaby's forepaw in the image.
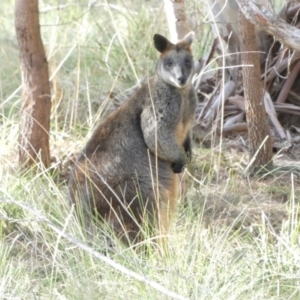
[183,136,192,162]
[171,160,185,173]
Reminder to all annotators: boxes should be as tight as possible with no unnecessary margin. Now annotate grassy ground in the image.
[1,0,300,299]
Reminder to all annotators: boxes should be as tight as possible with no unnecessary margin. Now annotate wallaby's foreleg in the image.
[170,133,193,173]
[141,107,186,172]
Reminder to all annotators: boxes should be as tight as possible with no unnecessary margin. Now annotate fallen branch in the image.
[276,59,300,103]
[203,80,235,122]
[228,95,246,111]
[222,122,248,133]
[236,0,300,51]
[264,92,286,139]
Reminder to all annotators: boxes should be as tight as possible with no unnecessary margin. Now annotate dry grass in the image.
[1,0,300,299]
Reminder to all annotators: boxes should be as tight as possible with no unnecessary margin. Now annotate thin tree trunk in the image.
[15,0,51,168]
[239,10,273,172]
[164,0,190,42]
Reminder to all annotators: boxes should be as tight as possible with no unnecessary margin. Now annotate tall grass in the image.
[1,0,300,299]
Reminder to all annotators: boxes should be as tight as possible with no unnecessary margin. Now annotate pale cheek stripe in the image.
[159,65,192,88]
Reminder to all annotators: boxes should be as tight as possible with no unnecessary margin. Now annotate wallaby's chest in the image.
[146,81,196,145]
[154,85,194,118]
[176,87,196,123]
[176,88,196,145]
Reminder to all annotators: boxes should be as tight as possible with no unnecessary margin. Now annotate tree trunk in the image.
[15,0,51,169]
[239,10,273,172]
[164,0,190,42]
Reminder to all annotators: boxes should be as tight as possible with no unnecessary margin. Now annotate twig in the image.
[272,109,300,116]
[203,80,235,122]
[244,135,271,174]
[264,51,300,82]
[197,81,221,121]
[222,122,248,134]
[276,59,300,103]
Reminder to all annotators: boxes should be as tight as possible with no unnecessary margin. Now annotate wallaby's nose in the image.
[178,76,186,85]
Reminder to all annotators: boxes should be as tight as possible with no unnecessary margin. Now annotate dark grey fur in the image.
[69,32,197,243]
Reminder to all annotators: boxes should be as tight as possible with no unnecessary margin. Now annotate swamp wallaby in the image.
[69,32,197,244]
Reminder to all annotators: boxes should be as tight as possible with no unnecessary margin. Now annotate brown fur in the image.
[68,32,197,244]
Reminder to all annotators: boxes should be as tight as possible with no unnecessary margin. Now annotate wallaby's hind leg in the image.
[156,174,179,250]
[106,207,144,244]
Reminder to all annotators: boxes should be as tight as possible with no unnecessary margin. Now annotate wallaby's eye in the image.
[165,59,173,68]
[185,58,192,67]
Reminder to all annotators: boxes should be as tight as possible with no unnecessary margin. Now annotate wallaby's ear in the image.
[178,31,194,50]
[153,34,173,53]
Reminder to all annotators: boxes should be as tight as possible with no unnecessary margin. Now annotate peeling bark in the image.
[236,0,300,51]
[15,0,51,168]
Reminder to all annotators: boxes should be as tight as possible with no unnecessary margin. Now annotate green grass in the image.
[1,0,300,299]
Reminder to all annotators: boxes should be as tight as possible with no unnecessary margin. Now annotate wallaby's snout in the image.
[176,66,190,87]
[172,64,188,87]
[165,57,193,88]
[178,75,186,86]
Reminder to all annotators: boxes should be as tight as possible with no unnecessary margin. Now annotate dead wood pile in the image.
[194,2,300,151]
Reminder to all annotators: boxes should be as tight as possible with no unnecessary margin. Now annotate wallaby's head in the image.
[153,32,194,88]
